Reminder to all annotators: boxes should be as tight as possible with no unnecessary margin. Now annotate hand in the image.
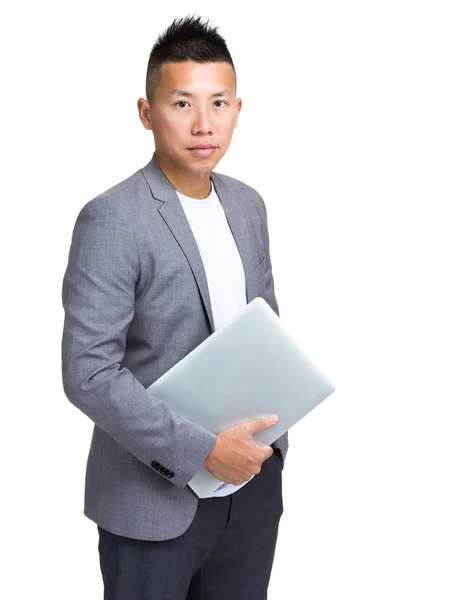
[202,416,278,485]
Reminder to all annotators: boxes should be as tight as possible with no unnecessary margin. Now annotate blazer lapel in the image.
[141,152,258,334]
[211,171,260,304]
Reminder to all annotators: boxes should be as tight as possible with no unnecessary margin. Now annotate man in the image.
[61,14,288,600]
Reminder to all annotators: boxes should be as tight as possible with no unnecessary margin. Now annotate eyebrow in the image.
[168,88,233,98]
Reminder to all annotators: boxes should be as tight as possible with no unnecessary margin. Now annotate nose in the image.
[191,105,213,136]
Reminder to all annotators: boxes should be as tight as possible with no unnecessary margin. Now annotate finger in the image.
[244,416,278,435]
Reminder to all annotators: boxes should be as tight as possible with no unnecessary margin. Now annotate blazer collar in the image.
[141,151,259,333]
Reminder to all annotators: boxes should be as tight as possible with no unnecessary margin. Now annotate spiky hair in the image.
[145,14,236,104]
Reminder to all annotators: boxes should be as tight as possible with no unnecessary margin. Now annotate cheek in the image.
[154,118,184,145]
[223,112,238,130]
[219,118,236,139]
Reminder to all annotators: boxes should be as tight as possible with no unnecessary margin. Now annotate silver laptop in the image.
[146,297,335,497]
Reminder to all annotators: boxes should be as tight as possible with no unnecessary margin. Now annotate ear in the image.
[234,98,243,128]
[137,98,153,131]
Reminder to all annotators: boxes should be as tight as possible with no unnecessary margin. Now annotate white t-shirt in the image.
[176,180,255,497]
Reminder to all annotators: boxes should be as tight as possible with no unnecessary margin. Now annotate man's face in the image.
[143,61,242,175]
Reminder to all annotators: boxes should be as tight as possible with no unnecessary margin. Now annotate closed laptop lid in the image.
[147,297,335,497]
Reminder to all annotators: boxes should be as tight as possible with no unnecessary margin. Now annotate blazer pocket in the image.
[255,255,267,269]
[255,255,267,295]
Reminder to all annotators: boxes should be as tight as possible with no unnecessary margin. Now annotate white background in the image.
[2,1,465,598]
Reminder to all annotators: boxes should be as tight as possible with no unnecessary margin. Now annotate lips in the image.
[189,144,217,149]
[188,145,217,158]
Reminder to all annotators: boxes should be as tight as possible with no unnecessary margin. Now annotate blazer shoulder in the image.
[77,168,147,219]
[212,170,257,195]
[212,170,265,214]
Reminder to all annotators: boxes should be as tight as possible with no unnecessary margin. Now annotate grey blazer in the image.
[61,151,288,541]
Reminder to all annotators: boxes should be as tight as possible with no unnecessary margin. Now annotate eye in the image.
[175,101,190,108]
[214,100,227,107]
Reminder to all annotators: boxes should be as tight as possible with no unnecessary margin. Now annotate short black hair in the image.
[145,14,236,105]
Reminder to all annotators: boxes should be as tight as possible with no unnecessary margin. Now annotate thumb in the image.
[244,416,279,436]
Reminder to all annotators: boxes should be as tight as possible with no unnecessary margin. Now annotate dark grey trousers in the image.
[97,448,284,600]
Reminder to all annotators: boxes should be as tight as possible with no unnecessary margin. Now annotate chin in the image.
[188,156,222,172]
[189,166,214,175]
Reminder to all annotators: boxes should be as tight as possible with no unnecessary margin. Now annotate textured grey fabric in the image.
[61,151,289,541]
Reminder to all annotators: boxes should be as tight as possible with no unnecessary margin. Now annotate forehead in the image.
[156,61,235,96]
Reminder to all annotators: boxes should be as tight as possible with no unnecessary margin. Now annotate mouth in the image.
[188,144,218,158]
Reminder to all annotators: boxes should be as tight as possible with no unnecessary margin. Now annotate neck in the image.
[156,152,212,199]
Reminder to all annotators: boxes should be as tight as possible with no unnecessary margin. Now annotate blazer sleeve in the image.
[61,196,217,489]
